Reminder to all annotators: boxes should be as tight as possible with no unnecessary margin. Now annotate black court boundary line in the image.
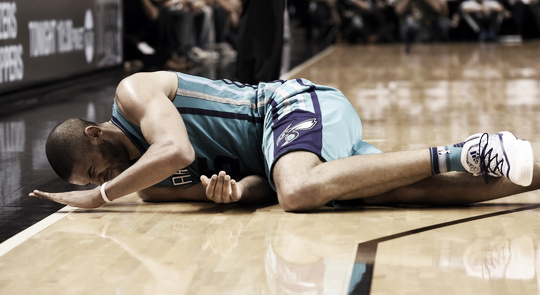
[348,204,540,295]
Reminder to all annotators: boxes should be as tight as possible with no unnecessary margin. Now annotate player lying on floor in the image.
[30,71,539,211]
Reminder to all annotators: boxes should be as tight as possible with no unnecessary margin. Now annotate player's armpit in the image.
[138,175,277,205]
[234,175,278,205]
[137,183,209,202]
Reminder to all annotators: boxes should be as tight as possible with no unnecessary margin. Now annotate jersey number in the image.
[197,156,240,176]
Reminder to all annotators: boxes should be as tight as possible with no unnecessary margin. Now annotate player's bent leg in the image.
[272,149,435,212]
[274,149,540,212]
[273,151,327,212]
[361,161,540,206]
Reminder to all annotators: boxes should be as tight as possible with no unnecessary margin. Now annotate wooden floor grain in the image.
[2,41,540,295]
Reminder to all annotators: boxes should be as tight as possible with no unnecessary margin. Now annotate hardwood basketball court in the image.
[1,42,540,294]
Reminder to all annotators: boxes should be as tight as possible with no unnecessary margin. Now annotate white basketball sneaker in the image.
[461,131,534,186]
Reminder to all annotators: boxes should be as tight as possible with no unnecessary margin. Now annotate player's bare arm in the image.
[137,183,209,202]
[137,171,276,205]
[107,71,195,198]
[31,71,195,208]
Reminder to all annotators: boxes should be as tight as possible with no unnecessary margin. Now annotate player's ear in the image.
[84,126,103,145]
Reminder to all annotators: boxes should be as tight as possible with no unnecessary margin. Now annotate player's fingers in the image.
[200,175,211,187]
[29,190,64,204]
[214,171,227,202]
[230,179,241,202]
[211,174,220,198]
[221,174,233,203]
[203,174,218,199]
[29,190,51,200]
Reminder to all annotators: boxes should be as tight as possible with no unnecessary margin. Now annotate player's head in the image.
[45,118,131,185]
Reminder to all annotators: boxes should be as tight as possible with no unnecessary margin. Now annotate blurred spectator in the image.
[123,0,186,71]
[189,1,218,53]
[498,0,540,39]
[208,0,241,60]
[459,0,505,41]
[337,0,376,43]
[336,0,399,43]
[211,1,241,45]
[159,0,220,63]
[306,0,342,43]
[124,0,242,73]
[395,0,451,51]
[372,0,400,42]
[288,0,312,32]
[235,0,288,84]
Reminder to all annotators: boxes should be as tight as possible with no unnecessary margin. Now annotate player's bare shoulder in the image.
[116,71,177,101]
[114,71,178,124]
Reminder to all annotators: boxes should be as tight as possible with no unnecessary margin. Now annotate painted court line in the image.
[0,206,74,257]
[0,47,335,258]
[280,46,335,80]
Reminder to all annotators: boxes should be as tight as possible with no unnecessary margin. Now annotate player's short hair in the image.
[45,118,96,182]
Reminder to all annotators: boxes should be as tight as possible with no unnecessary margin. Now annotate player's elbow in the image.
[168,141,196,169]
[137,189,153,202]
[153,139,195,174]
[277,185,325,212]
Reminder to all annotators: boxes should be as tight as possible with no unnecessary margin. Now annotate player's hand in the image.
[200,171,243,203]
[29,187,106,208]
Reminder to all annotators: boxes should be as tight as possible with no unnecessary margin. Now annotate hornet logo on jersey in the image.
[276,118,318,147]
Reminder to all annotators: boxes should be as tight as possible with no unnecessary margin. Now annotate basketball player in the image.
[30,71,539,211]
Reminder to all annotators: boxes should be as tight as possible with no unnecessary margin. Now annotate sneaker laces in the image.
[478,133,508,184]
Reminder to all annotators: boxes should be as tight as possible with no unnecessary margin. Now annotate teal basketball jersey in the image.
[111,72,381,189]
[112,72,273,187]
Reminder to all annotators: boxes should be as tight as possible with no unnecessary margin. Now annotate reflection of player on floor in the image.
[30,71,539,211]
[464,236,536,280]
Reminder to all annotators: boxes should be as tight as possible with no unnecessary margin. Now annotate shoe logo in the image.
[438,149,451,155]
[469,149,479,163]
[467,147,481,169]
[470,150,478,159]
[276,118,318,147]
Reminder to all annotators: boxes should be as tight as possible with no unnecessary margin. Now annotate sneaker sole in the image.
[500,131,534,187]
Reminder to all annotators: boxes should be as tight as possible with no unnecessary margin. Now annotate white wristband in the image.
[100,181,112,203]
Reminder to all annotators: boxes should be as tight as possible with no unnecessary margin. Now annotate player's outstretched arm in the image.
[30,72,194,208]
[30,188,107,208]
[107,72,195,200]
[201,171,276,205]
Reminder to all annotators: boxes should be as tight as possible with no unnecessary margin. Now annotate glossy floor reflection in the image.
[0,18,325,243]
[2,41,540,295]
[0,71,124,242]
